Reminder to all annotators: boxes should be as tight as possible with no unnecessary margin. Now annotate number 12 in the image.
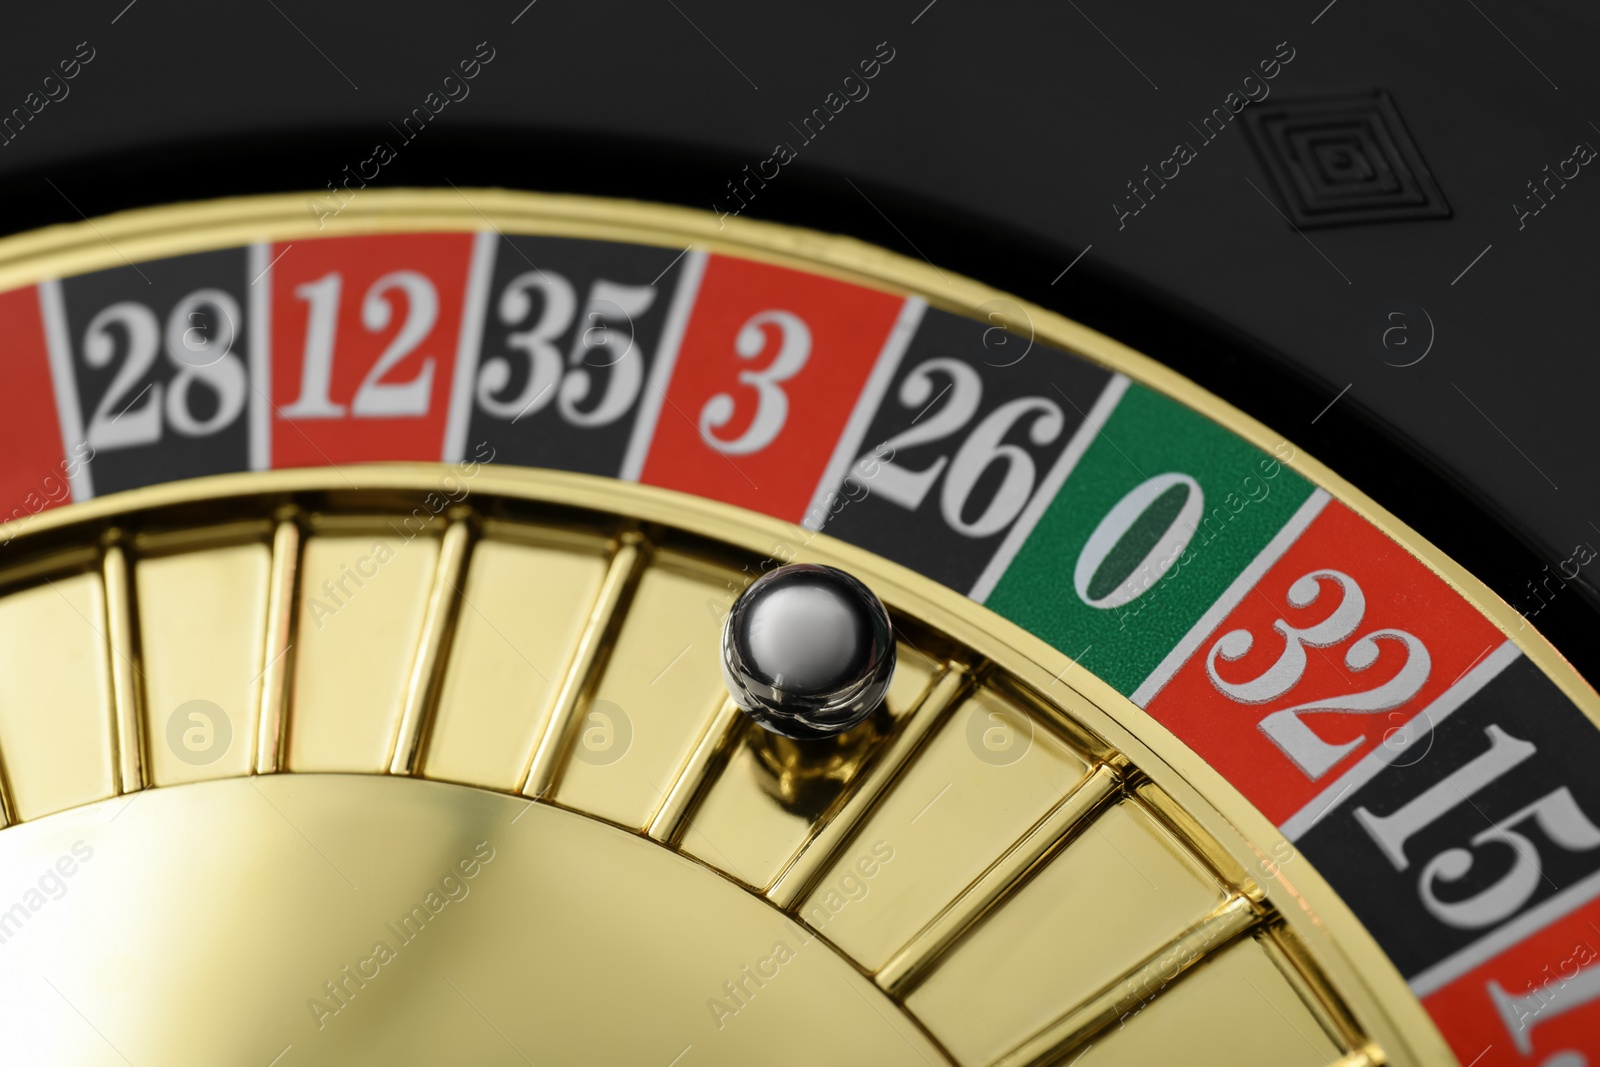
[281,270,440,419]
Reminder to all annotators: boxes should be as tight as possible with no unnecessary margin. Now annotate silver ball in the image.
[721,563,896,739]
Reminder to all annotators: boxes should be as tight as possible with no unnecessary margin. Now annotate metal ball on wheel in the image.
[720,563,897,739]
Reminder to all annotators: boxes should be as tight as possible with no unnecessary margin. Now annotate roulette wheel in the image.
[0,5,1597,1066]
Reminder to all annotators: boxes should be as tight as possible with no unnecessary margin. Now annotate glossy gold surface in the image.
[1044,936,1344,1067]
[909,797,1230,1065]
[287,529,439,773]
[388,513,471,776]
[877,763,1124,999]
[424,530,608,790]
[806,684,1091,971]
[520,528,646,800]
[134,540,270,786]
[0,775,944,1065]
[0,468,1448,1064]
[767,661,972,910]
[554,547,736,829]
[683,640,937,886]
[0,572,114,821]
[647,695,743,844]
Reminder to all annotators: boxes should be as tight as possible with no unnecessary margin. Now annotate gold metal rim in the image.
[7,188,1596,1065]
[0,462,1457,1066]
[0,186,1590,732]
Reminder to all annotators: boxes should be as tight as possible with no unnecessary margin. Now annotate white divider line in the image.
[619,249,708,482]
[800,296,926,531]
[1279,639,1521,842]
[247,243,273,471]
[969,374,1129,604]
[1128,487,1331,708]
[442,231,498,463]
[1410,861,1600,998]
[37,279,93,501]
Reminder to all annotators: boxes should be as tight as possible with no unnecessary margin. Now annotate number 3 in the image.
[699,310,810,455]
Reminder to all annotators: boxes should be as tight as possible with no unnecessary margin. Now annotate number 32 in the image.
[1205,569,1431,779]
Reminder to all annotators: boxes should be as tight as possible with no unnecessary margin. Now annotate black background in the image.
[1,1,1596,680]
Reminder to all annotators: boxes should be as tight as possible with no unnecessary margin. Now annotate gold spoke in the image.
[389,509,474,776]
[520,527,649,799]
[768,660,974,908]
[0,469,1403,1065]
[647,695,746,845]
[877,762,1123,998]
[994,893,1264,1067]
[0,737,14,827]
[101,532,146,794]
[253,508,301,775]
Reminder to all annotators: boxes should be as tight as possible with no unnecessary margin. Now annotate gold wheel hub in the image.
[0,467,1411,1065]
[1,774,941,1064]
